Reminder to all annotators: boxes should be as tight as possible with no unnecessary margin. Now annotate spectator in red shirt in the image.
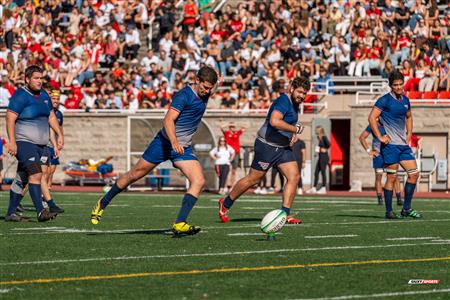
[64,90,81,109]
[221,122,247,188]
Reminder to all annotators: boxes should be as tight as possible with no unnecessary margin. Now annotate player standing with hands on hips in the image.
[368,71,422,219]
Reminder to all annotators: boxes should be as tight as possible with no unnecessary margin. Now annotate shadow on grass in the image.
[335,214,385,219]
[230,218,261,222]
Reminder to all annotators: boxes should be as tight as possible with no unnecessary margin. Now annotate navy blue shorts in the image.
[381,144,415,165]
[16,141,50,168]
[372,154,384,170]
[251,139,296,171]
[48,147,60,165]
[142,132,198,164]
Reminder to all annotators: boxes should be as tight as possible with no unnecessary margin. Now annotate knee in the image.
[290,173,300,184]
[29,173,42,182]
[407,170,420,182]
[192,176,206,189]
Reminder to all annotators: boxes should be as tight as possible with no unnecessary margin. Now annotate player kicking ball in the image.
[218,77,310,224]
[90,66,218,235]
[368,71,422,219]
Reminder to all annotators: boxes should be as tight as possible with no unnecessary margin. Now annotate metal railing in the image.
[356,92,450,105]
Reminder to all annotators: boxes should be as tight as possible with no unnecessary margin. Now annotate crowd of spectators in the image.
[0,0,449,111]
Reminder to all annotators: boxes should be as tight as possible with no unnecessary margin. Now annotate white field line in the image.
[227,232,283,236]
[432,239,450,242]
[0,241,449,267]
[386,237,441,241]
[305,235,358,239]
[209,199,376,204]
[3,218,450,236]
[290,288,450,300]
[12,227,66,231]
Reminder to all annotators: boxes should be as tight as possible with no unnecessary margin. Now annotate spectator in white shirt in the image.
[124,26,141,61]
[209,137,235,194]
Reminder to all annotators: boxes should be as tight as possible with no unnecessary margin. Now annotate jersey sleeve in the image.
[272,96,290,116]
[170,91,187,113]
[59,112,64,126]
[209,148,217,157]
[374,95,387,111]
[404,96,411,110]
[365,125,372,133]
[7,91,27,115]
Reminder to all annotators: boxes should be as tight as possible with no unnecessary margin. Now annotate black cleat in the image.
[49,205,65,214]
[397,199,404,206]
[37,209,57,222]
[385,211,401,219]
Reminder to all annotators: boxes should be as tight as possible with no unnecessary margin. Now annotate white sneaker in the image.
[267,187,275,194]
[306,187,317,194]
[254,187,261,194]
[297,188,303,195]
[224,187,229,193]
[316,187,327,194]
[260,188,268,195]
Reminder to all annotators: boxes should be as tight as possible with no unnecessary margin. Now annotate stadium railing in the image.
[356,91,450,105]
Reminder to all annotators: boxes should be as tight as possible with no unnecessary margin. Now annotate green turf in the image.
[0,191,449,299]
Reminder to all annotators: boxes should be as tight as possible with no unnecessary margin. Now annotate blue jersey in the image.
[365,124,386,152]
[257,93,298,147]
[161,85,210,146]
[374,93,411,146]
[8,87,52,146]
[47,108,63,148]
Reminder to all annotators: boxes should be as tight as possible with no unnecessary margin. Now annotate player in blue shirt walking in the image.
[368,71,421,219]
[218,77,310,224]
[5,65,64,222]
[359,123,403,206]
[90,66,218,235]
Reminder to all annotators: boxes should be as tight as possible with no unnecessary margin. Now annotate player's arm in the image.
[368,106,390,144]
[405,109,413,145]
[359,129,375,157]
[49,128,59,157]
[301,147,306,168]
[163,108,184,154]
[49,111,64,150]
[6,111,18,155]
[269,110,297,134]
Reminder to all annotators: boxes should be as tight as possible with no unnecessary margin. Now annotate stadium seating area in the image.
[0,0,449,111]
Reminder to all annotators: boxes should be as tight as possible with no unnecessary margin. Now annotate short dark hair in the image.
[25,65,43,80]
[197,66,218,85]
[388,71,404,86]
[291,77,311,91]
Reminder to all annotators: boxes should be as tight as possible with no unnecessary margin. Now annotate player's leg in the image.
[40,147,64,213]
[47,165,57,190]
[384,164,400,219]
[399,157,421,218]
[375,170,384,205]
[394,176,403,206]
[277,161,302,224]
[5,167,29,222]
[218,167,267,223]
[172,159,205,235]
[91,158,157,224]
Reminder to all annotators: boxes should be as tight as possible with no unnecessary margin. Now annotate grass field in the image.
[0,191,449,299]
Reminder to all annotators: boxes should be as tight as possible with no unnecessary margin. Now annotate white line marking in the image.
[305,235,358,239]
[290,288,450,300]
[1,241,449,267]
[386,237,441,241]
[432,239,450,242]
[210,199,376,204]
[227,232,282,236]
[11,227,66,231]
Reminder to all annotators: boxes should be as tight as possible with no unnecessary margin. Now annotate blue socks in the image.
[223,196,234,209]
[403,182,416,211]
[175,193,197,223]
[7,191,23,215]
[29,183,44,213]
[281,206,290,216]
[100,183,123,209]
[383,188,393,213]
[47,199,56,207]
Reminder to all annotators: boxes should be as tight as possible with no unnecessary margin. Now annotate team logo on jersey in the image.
[258,161,270,170]
[404,105,408,109]
[40,156,48,164]
[28,157,35,161]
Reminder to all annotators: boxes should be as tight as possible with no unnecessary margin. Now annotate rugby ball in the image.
[260,209,287,233]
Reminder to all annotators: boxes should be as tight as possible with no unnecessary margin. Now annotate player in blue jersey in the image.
[359,123,403,206]
[90,66,218,235]
[368,71,421,219]
[5,65,64,222]
[218,77,310,224]
[41,89,65,213]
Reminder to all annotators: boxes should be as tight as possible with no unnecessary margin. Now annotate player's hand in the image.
[406,134,411,145]
[57,136,64,150]
[290,134,299,146]
[379,135,391,144]
[368,150,378,158]
[54,147,60,158]
[172,141,184,155]
[8,142,17,156]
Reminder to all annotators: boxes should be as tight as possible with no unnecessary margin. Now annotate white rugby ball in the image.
[260,209,287,233]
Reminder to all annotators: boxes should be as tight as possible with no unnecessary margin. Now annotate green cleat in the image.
[401,209,422,219]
